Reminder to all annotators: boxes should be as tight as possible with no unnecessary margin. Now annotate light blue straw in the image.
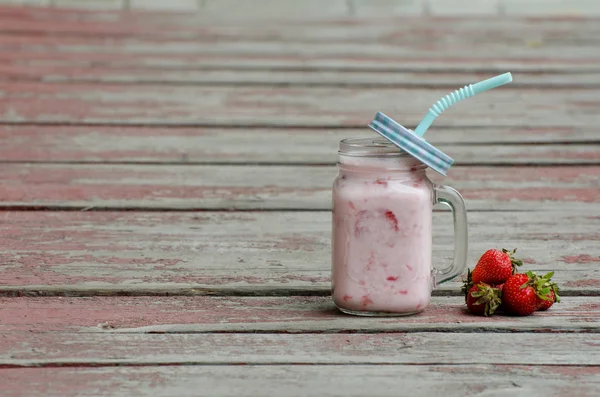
[413,72,513,137]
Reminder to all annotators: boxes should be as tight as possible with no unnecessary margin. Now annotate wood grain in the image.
[1,332,599,366]
[0,163,597,210]
[6,51,599,74]
[2,82,597,128]
[7,64,600,88]
[0,295,599,333]
[1,125,597,164]
[1,364,599,397]
[0,211,598,296]
[0,9,598,44]
[2,14,600,74]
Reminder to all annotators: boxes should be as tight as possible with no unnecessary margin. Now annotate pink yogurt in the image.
[331,142,436,315]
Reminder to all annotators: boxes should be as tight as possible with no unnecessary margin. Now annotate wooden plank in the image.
[51,0,123,9]
[0,82,598,128]
[5,16,600,45]
[1,9,599,42]
[129,0,198,11]
[0,1,49,5]
[0,164,597,210]
[2,332,599,366]
[427,0,499,15]
[6,51,598,73]
[5,64,600,88]
[0,296,599,333]
[350,0,424,17]
[201,0,350,19]
[1,364,599,397]
[1,16,600,72]
[3,34,600,72]
[503,0,600,16]
[0,125,597,164]
[0,211,598,296]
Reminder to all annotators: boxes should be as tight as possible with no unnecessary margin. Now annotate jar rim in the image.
[339,137,410,157]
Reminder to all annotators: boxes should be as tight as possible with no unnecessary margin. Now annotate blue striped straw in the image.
[413,72,513,137]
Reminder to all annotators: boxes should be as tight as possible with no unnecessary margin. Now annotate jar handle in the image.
[433,185,468,285]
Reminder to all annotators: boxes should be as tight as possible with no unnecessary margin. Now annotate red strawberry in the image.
[535,272,560,311]
[503,271,557,316]
[502,273,537,316]
[471,248,523,285]
[466,282,502,316]
[537,290,556,311]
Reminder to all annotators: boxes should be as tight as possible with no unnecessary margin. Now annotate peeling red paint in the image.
[0,296,337,332]
[463,188,599,202]
[562,255,600,264]
[565,279,600,288]
[545,366,600,377]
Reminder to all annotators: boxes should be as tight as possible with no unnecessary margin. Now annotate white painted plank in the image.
[0,163,596,211]
[129,0,198,11]
[503,0,600,16]
[0,296,598,333]
[0,125,598,163]
[2,82,600,128]
[427,0,499,15]
[350,0,424,16]
[2,0,49,4]
[51,0,123,9]
[202,0,349,19]
[0,211,598,296]
[2,332,599,366]
[1,364,599,397]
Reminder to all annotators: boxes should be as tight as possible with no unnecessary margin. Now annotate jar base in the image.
[337,306,424,317]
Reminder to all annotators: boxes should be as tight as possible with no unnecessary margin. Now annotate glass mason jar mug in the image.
[331,138,468,316]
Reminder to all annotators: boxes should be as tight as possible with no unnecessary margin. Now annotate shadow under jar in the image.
[331,138,468,316]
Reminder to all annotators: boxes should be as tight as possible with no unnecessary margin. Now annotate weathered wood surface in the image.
[0,164,597,210]
[0,82,598,128]
[0,125,597,164]
[0,211,598,296]
[4,32,599,65]
[1,9,599,44]
[3,0,600,17]
[2,364,599,397]
[3,13,600,74]
[8,65,600,88]
[6,51,600,73]
[2,332,599,366]
[0,296,599,333]
[0,5,598,395]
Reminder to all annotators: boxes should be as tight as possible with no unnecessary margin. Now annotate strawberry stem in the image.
[502,248,523,273]
[470,283,502,317]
